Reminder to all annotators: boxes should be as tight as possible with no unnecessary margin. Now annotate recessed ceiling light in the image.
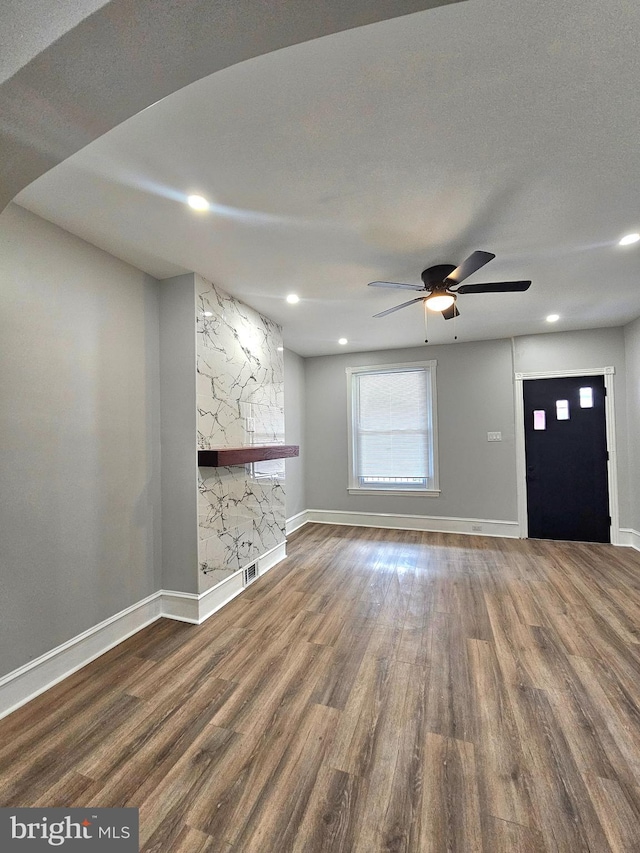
[619,232,640,246]
[202,311,213,317]
[546,314,560,323]
[187,194,209,211]
[338,338,348,345]
[277,346,284,352]
[286,294,300,304]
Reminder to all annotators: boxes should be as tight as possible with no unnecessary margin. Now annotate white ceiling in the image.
[16,0,640,356]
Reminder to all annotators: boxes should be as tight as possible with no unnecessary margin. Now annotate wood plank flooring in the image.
[2,523,640,851]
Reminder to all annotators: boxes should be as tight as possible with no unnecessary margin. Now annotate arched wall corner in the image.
[0,0,464,212]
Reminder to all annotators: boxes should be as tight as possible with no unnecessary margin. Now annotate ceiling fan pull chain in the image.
[424,300,429,343]
[454,307,457,341]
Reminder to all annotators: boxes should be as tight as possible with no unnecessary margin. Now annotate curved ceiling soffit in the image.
[0,0,464,213]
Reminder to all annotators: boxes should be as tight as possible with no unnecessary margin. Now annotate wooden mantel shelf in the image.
[198,445,299,467]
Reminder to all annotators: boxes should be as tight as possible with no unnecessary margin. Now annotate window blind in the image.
[355,368,430,481]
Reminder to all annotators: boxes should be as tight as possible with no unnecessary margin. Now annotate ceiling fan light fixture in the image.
[425,292,455,312]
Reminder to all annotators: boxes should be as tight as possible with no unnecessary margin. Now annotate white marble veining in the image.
[195,275,286,593]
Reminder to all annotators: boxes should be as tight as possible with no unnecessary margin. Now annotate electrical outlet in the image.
[246,417,255,433]
[472,524,482,532]
[487,431,502,442]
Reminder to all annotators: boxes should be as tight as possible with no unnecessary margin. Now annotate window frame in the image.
[346,360,440,497]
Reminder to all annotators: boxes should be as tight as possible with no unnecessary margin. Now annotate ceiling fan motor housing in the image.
[421,264,456,290]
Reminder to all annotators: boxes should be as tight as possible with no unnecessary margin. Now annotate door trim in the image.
[514,366,620,544]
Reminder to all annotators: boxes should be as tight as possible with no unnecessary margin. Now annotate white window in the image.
[533,410,546,430]
[579,387,594,408]
[347,361,439,496]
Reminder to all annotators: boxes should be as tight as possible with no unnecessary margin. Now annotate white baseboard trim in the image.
[196,570,244,624]
[161,589,200,624]
[306,508,520,539]
[286,510,309,535]
[258,540,287,574]
[0,592,163,721]
[619,528,640,552]
[0,541,288,721]
[194,541,286,623]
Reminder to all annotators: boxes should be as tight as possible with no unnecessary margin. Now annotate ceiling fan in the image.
[368,251,531,320]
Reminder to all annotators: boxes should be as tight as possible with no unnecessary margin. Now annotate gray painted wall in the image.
[513,327,629,528]
[304,328,633,528]
[513,327,627,375]
[284,349,306,519]
[0,204,161,677]
[624,318,640,532]
[305,338,518,521]
[159,274,199,594]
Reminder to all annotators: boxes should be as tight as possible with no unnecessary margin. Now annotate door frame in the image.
[514,366,620,544]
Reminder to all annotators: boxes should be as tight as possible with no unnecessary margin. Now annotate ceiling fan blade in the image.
[456,280,531,294]
[373,297,425,318]
[441,303,460,320]
[445,251,495,286]
[368,280,425,291]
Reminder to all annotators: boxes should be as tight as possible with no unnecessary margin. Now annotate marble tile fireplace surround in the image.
[195,275,287,594]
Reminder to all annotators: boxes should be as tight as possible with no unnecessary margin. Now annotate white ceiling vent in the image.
[243,563,258,587]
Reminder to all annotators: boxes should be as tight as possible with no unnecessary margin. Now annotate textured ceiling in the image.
[15,0,640,356]
[0,0,109,82]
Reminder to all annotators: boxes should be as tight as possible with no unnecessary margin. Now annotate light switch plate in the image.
[487,431,502,442]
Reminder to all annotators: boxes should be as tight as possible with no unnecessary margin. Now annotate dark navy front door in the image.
[523,375,610,543]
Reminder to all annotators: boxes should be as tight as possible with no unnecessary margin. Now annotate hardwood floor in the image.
[2,523,640,851]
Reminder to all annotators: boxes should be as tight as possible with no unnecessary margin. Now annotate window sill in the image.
[348,488,441,497]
